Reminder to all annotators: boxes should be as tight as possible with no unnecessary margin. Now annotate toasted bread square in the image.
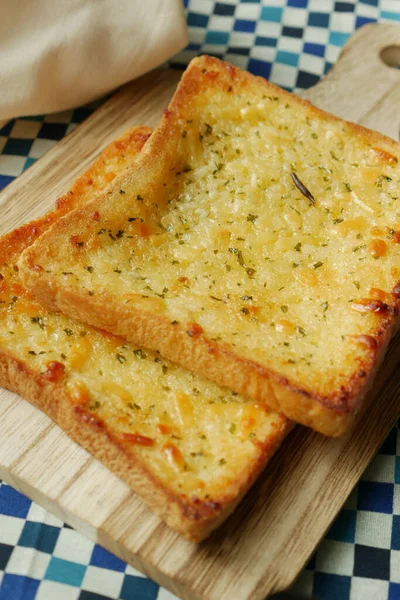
[0,125,289,541]
[20,57,400,436]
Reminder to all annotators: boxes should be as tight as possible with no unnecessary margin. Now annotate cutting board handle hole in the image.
[380,45,400,69]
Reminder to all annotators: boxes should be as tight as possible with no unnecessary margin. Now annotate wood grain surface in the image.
[0,23,400,600]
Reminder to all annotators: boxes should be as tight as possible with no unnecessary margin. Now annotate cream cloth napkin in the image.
[0,0,188,121]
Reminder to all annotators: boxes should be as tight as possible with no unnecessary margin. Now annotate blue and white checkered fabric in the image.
[1,2,400,599]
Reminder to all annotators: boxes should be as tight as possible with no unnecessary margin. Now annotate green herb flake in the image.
[330,150,339,161]
[313,261,323,269]
[210,295,226,303]
[212,162,223,175]
[116,353,126,364]
[89,401,101,411]
[31,316,45,330]
[229,247,246,268]
[247,214,259,223]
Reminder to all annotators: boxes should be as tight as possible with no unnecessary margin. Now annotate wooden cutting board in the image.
[1,23,400,600]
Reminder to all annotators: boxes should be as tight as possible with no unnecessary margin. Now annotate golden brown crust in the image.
[19,56,400,437]
[1,124,291,541]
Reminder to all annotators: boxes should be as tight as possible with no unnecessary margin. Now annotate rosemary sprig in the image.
[291,172,315,205]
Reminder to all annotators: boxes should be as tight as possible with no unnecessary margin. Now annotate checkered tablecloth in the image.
[0,1,399,599]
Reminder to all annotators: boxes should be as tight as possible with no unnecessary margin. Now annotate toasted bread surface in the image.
[19,56,400,436]
[0,125,289,541]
